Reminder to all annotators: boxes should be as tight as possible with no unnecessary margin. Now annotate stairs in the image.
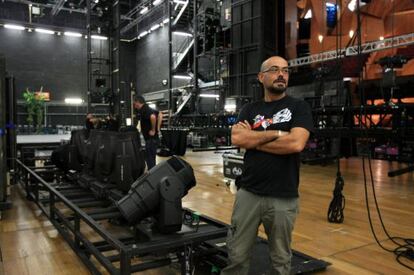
[171,0,195,77]
[160,109,170,128]
[172,0,195,30]
[173,38,195,70]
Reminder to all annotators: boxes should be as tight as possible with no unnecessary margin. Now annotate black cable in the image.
[356,0,413,270]
[327,0,345,224]
[327,170,345,223]
[367,154,414,271]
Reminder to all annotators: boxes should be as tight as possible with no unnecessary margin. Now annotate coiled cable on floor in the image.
[327,170,345,223]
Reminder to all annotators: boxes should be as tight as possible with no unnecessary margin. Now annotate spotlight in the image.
[377,55,409,69]
[117,156,196,233]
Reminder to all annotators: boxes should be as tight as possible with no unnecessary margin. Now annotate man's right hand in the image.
[233,120,251,130]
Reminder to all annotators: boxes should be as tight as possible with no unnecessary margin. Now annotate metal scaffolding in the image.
[288,32,414,67]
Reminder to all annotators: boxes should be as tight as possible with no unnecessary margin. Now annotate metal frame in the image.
[86,0,112,114]
[312,104,414,137]
[288,32,414,67]
[15,159,228,275]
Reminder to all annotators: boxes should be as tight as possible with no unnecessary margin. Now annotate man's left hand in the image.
[149,129,156,136]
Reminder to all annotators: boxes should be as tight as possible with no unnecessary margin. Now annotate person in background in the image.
[133,96,159,170]
[85,113,94,130]
[157,111,163,133]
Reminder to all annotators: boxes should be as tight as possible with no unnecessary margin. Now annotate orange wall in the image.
[300,0,414,79]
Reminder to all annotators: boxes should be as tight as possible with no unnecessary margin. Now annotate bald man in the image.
[222,56,313,275]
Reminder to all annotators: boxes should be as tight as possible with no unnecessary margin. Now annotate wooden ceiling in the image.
[294,0,414,79]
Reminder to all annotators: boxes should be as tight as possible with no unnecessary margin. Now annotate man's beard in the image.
[268,85,286,94]
[268,78,287,94]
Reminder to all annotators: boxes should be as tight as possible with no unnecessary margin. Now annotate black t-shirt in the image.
[237,95,313,198]
[85,118,94,130]
[138,104,158,140]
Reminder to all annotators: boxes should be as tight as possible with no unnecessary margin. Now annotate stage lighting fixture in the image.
[117,156,196,233]
[377,55,409,69]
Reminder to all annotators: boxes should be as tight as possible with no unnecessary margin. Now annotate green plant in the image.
[22,87,46,132]
[22,88,36,126]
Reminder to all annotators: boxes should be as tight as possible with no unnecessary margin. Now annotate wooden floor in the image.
[0,151,413,274]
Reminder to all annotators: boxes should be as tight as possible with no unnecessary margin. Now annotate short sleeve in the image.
[291,100,314,132]
[140,106,152,120]
[237,103,251,124]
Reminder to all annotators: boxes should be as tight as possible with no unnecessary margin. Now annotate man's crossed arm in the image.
[231,120,310,155]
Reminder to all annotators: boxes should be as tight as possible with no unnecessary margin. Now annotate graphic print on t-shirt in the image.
[272,108,292,124]
[252,115,272,130]
[252,108,292,130]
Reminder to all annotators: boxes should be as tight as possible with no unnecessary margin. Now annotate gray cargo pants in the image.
[221,188,299,275]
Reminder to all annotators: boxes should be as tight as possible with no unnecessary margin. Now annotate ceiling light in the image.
[173,31,192,37]
[65,98,83,105]
[94,0,99,3]
[150,24,160,31]
[379,36,384,41]
[91,35,108,40]
[139,30,149,38]
[153,0,163,6]
[31,6,41,15]
[173,0,187,4]
[349,30,354,38]
[347,0,366,12]
[348,0,356,11]
[35,28,54,34]
[199,94,219,98]
[224,104,236,112]
[4,24,25,30]
[304,9,312,19]
[318,35,324,43]
[173,75,192,80]
[64,31,82,37]
[140,7,149,14]
[28,28,33,32]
